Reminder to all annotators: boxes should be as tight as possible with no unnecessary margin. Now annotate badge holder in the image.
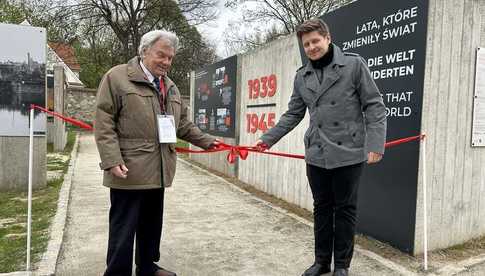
[157,115,177,143]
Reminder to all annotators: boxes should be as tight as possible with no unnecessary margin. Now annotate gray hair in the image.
[138,30,179,57]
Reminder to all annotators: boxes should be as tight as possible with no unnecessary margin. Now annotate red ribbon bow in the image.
[228,146,249,164]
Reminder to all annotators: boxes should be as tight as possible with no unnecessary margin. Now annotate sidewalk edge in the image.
[35,132,80,276]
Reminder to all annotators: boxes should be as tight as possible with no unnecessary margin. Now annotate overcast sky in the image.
[196,1,242,58]
[196,1,266,59]
[0,23,46,63]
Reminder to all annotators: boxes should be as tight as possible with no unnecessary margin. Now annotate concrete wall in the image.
[65,87,97,124]
[187,0,485,252]
[414,0,485,254]
[188,140,237,177]
[0,137,46,191]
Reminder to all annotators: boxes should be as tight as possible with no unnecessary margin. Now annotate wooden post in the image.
[53,65,66,151]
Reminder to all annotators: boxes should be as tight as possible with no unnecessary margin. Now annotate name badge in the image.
[157,115,177,143]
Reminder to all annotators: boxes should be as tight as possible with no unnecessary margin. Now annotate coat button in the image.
[333,122,339,126]
[337,141,342,145]
[331,101,336,105]
[352,133,356,137]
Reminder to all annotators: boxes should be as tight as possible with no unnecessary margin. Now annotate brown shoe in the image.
[154,268,177,276]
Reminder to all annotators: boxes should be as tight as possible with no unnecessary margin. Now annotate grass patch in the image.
[176,139,189,157]
[47,131,76,156]
[47,142,54,153]
[0,131,77,272]
[176,139,189,149]
[63,131,77,156]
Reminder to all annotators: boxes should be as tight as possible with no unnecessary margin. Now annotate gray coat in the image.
[260,44,387,169]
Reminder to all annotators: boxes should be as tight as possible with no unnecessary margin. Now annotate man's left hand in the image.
[209,138,224,149]
[367,152,383,164]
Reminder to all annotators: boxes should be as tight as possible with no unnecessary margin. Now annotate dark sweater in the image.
[310,43,334,84]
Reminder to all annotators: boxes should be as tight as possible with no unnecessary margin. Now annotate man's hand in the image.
[208,138,224,149]
[109,164,129,178]
[367,152,383,164]
[254,140,269,151]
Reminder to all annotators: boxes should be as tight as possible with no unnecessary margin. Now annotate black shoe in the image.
[136,265,177,276]
[302,262,331,276]
[332,268,348,276]
[154,268,177,276]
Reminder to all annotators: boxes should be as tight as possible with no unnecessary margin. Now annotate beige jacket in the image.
[95,57,215,189]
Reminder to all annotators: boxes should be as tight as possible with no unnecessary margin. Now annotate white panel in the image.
[472,47,485,146]
[415,0,485,254]
[237,36,312,210]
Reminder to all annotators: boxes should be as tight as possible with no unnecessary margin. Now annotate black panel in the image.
[193,56,238,138]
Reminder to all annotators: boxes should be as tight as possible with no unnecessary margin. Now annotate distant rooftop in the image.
[48,42,81,72]
[47,44,84,87]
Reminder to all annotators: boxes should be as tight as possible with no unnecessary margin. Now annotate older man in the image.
[95,30,219,276]
[256,19,387,276]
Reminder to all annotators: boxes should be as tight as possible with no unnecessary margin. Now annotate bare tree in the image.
[5,0,218,92]
[36,0,217,59]
[223,0,355,54]
[179,0,219,26]
[228,0,355,32]
[222,22,282,56]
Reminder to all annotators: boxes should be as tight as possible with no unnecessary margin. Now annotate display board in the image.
[193,55,237,138]
[472,47,485,147]
[0,23,46,136]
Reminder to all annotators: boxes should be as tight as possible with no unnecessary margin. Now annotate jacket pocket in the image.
[322,123,352,147]
[119,140,157,154]
[168,96,181,104]
[118,90,157,138]
[349,122,365,147]
[168,143,177,153]
[123,90,154,116]
[167,97,182,127]
[304,126,315,148]
[116,141,161,187]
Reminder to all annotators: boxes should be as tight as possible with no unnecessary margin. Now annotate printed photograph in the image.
[0,23,46,136]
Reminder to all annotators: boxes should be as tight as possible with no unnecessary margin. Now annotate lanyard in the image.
[154,77,166,113]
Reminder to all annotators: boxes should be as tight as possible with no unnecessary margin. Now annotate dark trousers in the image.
[306,163,363,269]
[104,188,165,276]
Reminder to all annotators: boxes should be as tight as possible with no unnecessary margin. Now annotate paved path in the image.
[55,133,415,276]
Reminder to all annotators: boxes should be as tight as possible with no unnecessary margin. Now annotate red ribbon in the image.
[30,104,425,164]
[176,134,426,164]
[176,143,252,163]
[30,104,94,131]
[384,134,425,148]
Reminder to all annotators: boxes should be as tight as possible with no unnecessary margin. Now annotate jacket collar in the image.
[162,74,175,93]
[139,59,156,83]
[127,56,175,92]
[303,43,345,76]
[302,44,344,103]
[127,57,150,83]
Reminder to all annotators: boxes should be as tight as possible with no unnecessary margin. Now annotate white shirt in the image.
[139,60,156,83]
